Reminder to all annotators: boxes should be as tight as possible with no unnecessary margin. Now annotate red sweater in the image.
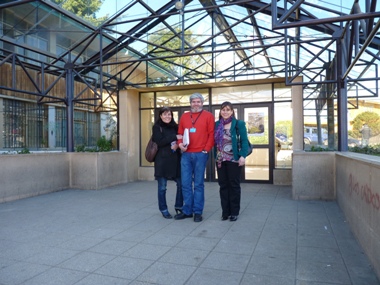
[178,110,215,152]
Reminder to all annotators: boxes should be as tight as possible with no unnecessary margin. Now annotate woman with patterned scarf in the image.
[214,101,250,221]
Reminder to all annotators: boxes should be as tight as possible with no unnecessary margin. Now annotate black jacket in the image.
[152,122,181,179]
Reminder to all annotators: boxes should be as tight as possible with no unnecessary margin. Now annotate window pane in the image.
[55,108,67,148]
[2,99,47,150]
[156,89,209,107]
[140,92,154,108]
[274,102,293,168]
[274,83,291,101]
[213,84,272,104]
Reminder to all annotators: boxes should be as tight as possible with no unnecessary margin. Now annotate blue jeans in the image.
[181,152,209,215]
[157,177,183,213]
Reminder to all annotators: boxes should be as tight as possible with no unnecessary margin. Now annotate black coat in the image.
[152,122,181,179]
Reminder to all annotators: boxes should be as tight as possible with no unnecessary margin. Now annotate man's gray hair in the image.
[189,93,204,103]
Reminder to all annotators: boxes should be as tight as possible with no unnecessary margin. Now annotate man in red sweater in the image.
[175,93,215,222]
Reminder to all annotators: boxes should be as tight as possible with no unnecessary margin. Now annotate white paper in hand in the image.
[183,128,190,147]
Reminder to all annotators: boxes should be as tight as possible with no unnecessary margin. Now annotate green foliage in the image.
[96,136,113,152]
[352,111,380,138]
[75,145,87,152]
[249,135,268,144]
[309,146,331,152]
[275,120,292,137]
[75,136,113,152]
[51,0,107,26]
[349,144,380,156]
[147,26,209,77]
[17,148,30,154]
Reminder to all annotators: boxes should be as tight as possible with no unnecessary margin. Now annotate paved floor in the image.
[0,181,379,285]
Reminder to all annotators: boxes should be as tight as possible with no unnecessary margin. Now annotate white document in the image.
[183,128,190,146]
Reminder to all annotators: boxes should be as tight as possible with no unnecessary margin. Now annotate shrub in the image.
[75,136,113,152]
[17,148,30,154]
[309,146,331,152]
[349,144,380,156]
[76,145,86,152]
[96,136,113,152]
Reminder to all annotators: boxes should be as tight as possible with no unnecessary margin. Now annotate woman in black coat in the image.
[152,107,183,219]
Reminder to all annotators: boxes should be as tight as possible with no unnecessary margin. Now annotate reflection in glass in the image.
[140,92,154,108]
[274,83,291,101]
[156,89,208,107]
[213,84,272,104]
[274,102,293,168]
[245,149,269,180]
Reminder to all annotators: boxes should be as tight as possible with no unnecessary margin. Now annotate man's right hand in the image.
[179,143,188,152]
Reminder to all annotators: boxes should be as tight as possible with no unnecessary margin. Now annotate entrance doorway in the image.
[166,103,274,183]
[211,103,274,183]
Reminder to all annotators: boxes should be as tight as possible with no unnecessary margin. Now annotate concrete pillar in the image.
[119,89,139,181]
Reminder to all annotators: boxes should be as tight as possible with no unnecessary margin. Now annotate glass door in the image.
[243,105,272,182]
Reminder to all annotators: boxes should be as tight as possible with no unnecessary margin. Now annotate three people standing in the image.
[152,99,248,223]
[214,101,249,221]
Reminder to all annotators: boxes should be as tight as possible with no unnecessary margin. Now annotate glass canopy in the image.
[1,0,380,114]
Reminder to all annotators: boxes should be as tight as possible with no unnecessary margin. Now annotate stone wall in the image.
[0,153,69,203]
[0,152,128,203]
[292,151,336,200]
[336,152,380,279]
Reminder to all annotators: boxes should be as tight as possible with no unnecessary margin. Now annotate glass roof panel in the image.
[1,0,379,96]
[1,1,120,67]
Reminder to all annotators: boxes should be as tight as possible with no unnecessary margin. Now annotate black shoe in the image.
[221,216,229,221]
[175,208,183,215]
[162,212,172,219]
[194,214,203,222]
[229,215,238,221]
[174,213,193,220]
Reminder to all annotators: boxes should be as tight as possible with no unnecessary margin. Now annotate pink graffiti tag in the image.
[348,174,380,211]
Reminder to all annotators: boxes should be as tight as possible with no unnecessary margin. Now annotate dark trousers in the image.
[216,161,242,217]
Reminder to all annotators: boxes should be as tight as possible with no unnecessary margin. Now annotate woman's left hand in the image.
[238,157,245,166]
[171,143,179,151]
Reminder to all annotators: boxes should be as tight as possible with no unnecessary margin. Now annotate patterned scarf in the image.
[215,116,233,151]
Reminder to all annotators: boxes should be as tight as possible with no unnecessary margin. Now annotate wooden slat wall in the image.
[0,63,102,108]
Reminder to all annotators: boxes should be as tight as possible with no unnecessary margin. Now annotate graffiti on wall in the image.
[348,174,380,211]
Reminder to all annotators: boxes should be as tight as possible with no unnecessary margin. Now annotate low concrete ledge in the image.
[292,151,336,200]
[0,151,129,202]
[336,152,380,279]
[273,169,292,185]
[70,152,129,190]
[0,153,70,203]
[138,166,155,181]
